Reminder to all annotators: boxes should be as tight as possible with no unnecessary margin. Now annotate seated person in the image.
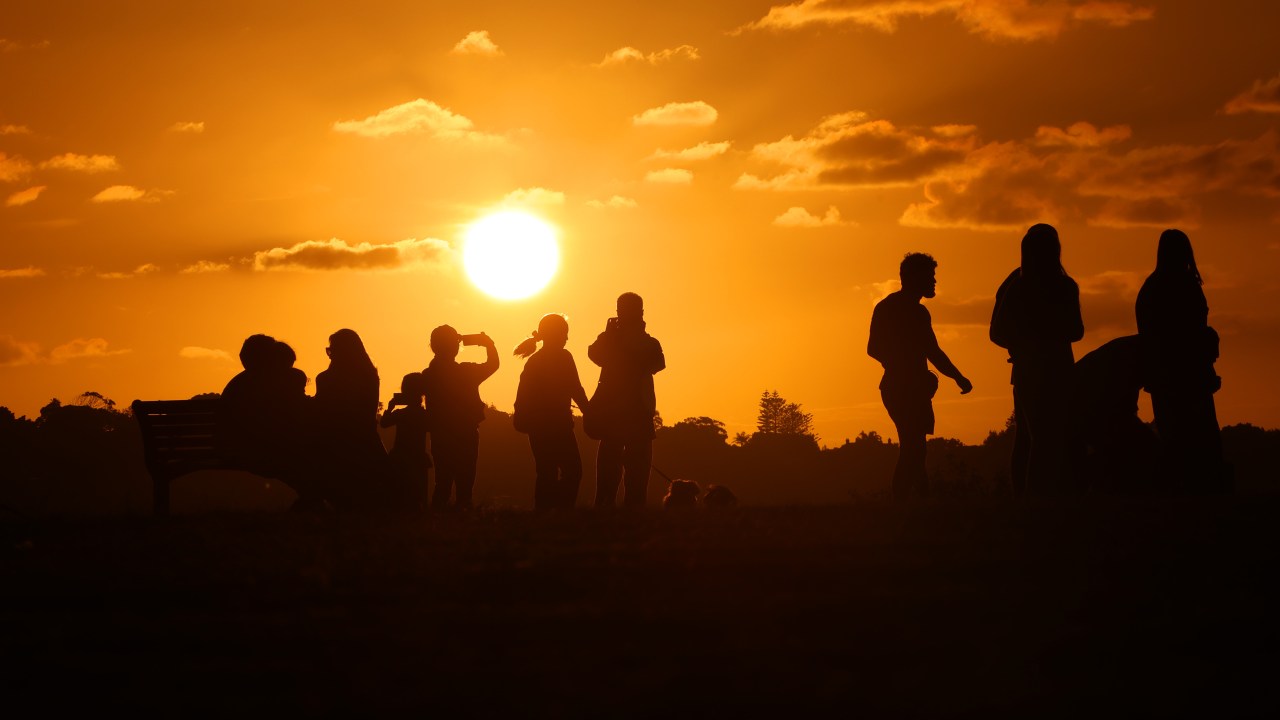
[1068,335,1157,493]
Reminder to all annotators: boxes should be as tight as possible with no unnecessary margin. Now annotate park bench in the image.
[132,398,233,515]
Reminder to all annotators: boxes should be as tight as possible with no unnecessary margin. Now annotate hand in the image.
[956,376,973,395]
[479,332,495,348]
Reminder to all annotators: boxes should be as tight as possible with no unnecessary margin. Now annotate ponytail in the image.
[513,331,540,359]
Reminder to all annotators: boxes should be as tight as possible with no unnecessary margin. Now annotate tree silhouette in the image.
[755,390,816,440]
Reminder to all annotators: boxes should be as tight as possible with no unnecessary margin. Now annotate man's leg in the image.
[621,436,653,508]
[431,434,455,509]
[1010,390,1031,496]
[557,431,583,509]
[453,429,479,509]
[595,440,624,508]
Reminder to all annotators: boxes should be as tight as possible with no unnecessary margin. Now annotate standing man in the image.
[587,292,665,508]
[868,253,972,499]
[422,325,499,510]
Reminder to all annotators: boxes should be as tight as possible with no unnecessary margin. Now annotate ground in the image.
[2,500,1276,716]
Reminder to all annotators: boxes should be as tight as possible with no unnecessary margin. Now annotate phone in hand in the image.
[461,333,486,346]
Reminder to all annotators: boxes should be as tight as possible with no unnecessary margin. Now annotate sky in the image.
[2,0,1278,445]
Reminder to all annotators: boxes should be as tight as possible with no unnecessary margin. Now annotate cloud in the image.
[49,338,129,363]
[0,152,32,182]
[743,0,1154,40]
[6,185,44,207]
[1033,121,1132,148]
[0,336,42,366]
[595,44,699,67]
[645,168,693,184]
[649,141,731,162]
[332,98,503,142]
[179,346,232,361]
[586,195,638,210]
[41,153,120,173]
[742,111,1280,231]
[169,121,205,133]
[0,124,31,135]
[1223,73,1280,115]
[736,111,975,190]
[91,185,171,203]
[0,266,45,279]
[252,237,453,272]
[452,30,503,56]
[773,205,849,227]
[502,187,565,207]
[180,260,232,274]
[633,101,718,127]
[0,38,50,52]
[97,263,161,280]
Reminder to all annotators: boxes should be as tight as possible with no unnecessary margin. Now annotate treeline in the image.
[2,391,1278,516]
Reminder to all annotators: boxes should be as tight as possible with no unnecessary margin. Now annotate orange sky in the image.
[2,0,1278,444]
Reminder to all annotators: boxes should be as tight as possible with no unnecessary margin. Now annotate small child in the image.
[513,314,590,511]
[380,372,431,512]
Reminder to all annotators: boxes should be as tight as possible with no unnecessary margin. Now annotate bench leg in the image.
[154,475,171,516]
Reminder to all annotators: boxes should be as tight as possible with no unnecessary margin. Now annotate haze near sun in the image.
[462,211,560,300]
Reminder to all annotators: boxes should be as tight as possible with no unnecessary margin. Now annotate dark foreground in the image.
[2,500,1277,717]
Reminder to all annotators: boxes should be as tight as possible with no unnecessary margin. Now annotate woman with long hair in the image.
[1136,229,1226,492]
[513,314,590,511]
[315,328,389,508]
[990,223,1085,495]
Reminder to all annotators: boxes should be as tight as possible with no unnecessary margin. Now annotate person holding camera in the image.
[587,292,665,508]
[381,371,431,512]
[422,325,499,510]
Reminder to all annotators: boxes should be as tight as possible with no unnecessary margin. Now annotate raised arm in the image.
[477,332,500,381]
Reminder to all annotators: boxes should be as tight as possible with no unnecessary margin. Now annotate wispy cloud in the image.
[0,152,32,182]
[91,185,171,203]
[0,336,42,366]
[633,101,718,127]
[0,38,50,52]
[169,121,205,133]
[97,263,161,280]
[41,153,120,173]
[5,185,44,207]
[332,98,504,142]
[452,30,503,56]
[0,124,31,135]
[49,338,129,363]
[595,44,699,67]
[1033,122,1132,148]
[0,266,45,279]
[645,168,694,184]
[649,141,731,162]
[502,187,565,207]
[773,205,850,227]
[179,346,232,361]
[743,0,1154,40]
[1223,73,1280,115]
[180,260,232,274]
[252,237,453,272]
[586,195,638,210]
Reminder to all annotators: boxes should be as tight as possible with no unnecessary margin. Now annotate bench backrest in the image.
[132,398,227,514]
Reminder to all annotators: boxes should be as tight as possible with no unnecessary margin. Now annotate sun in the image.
[462,211,560,300]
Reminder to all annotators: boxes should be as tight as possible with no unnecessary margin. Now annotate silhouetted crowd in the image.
[870,225,1228,500]
[218,292,662,513]
[216,225,1227,513]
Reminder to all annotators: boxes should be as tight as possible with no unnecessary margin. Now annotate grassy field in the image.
[3,500,1277,716]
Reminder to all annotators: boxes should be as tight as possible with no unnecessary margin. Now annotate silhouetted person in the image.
[1068,335,1157,493]
[588,292,665,508]
[1136,229,1227,493]
[990,223,1084,496]
[219,334,318,508]
[315,328,389,509]
[381,372,431,512]
[868,253,973,500]
[513,314,590,511]
[422,325,498,510]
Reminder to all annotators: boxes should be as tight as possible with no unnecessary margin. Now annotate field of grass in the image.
[3,500,1277,716]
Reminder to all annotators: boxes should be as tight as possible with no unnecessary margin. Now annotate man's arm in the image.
[926,325,972,394]
[478,333,500,381]
[867,304,886,364]
[647,338,666,375]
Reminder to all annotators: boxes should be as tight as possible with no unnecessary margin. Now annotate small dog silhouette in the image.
[662,479,701,509]
[703,484,738,509]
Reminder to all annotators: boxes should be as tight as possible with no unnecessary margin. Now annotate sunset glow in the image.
[1,2,1278,443]
[463,211,559,300]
